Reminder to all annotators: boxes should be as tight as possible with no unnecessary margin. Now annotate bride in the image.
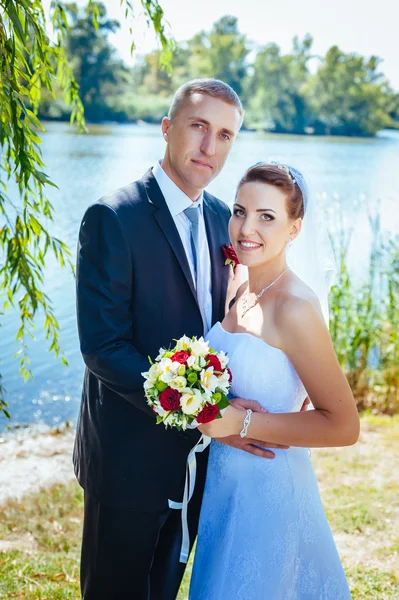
[189,162,359,599]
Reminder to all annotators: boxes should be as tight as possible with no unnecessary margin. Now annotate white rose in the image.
[169,376,187,391]
[190,338,210,358]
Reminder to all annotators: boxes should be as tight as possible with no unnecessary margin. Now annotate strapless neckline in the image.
[215,321,284,354]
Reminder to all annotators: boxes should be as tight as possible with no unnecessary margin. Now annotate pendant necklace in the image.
[240,267,291,318]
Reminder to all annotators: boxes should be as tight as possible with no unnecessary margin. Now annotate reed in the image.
[328,204,399,414]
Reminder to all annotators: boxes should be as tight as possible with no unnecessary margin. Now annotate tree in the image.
[387,92,399,128]
[185,16,249,95]
[306,46,393,136]
[0,0,172,417]
[64,3,128,121]
[244,35,313,133]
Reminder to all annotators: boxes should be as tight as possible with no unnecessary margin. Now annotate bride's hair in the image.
[237,163,305,220]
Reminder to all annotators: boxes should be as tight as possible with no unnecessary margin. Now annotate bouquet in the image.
[142,335,232,430]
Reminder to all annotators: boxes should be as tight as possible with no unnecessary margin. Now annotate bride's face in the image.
[229,181,300,268]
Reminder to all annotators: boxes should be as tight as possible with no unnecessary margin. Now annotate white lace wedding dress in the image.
[189,321,352,600]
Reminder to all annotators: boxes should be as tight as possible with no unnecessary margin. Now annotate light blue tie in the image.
[184,205,200,285]
[184,204,208,331]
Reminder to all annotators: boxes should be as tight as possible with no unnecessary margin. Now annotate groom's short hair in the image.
[168,79,244,124]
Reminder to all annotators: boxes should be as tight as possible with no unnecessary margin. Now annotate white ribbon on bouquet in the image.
[168,433,211,563]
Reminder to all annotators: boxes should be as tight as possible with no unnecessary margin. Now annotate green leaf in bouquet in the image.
[156,380,168,392]
[217,395,230,410]
[164,351,174,358]
[156,415,164,425]
[178,365,186,376]
[148,355,154,366]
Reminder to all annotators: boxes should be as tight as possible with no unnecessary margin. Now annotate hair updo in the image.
[237,163,305,220]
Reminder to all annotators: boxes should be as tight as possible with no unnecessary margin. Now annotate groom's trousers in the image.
[80,475,205,599]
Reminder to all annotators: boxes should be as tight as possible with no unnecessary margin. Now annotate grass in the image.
[0,414,398,599]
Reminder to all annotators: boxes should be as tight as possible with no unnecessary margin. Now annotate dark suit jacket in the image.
[73,168,231,510]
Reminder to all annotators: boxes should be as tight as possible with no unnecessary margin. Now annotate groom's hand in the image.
[225,264,248,313]
[215,398,290,459]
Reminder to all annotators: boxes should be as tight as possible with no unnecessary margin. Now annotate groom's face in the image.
[161,93,241,200]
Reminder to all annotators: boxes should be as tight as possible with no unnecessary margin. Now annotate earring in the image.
[288,239,293,248]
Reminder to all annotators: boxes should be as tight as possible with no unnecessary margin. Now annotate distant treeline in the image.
[39,4,399,137]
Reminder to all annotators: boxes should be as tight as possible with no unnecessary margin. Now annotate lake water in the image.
[1,122,398,431]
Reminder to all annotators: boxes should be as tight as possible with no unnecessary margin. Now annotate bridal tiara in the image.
[251,161,297,185]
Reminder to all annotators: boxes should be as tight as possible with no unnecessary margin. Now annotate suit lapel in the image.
[203,193,223,324]
[142,169,198,303]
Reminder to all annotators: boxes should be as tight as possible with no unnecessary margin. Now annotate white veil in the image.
[284,164,337,325]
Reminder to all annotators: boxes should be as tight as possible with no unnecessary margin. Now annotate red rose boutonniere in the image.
[222,244,240,268]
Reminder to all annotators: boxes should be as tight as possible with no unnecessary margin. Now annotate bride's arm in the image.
[199,297,360,448]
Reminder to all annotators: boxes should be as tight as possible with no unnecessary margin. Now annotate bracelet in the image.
[240,409,253,438]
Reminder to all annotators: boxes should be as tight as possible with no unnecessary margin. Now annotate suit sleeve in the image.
[76,202,153,416]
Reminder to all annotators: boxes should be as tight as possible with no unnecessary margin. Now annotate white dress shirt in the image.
[152,160,213,333]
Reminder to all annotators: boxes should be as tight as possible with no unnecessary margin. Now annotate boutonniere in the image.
[222,244,240,268]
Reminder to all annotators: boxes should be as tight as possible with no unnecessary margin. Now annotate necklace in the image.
[240,267,291,318]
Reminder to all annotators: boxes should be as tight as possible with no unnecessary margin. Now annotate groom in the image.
[74,79,280,600]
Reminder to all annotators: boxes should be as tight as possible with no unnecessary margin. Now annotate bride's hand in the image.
[198,406,243,438]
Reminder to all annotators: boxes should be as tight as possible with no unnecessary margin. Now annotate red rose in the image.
[222,244,240,267]
[159,388,181,411]
[205,353,222,373]
[227,368,233,383]
[197,403,220,424]
[170,350,191,365]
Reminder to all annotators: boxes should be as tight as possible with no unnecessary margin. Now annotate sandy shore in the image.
[0,424,76,506]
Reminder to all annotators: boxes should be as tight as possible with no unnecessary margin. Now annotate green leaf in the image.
[25,109,45,132]
[29,214,42,236]
[0,0,175,420]
[6,1,26,44]
[217,396,230,410]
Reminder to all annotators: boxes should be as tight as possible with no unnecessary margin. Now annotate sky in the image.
[46,0,399,90]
